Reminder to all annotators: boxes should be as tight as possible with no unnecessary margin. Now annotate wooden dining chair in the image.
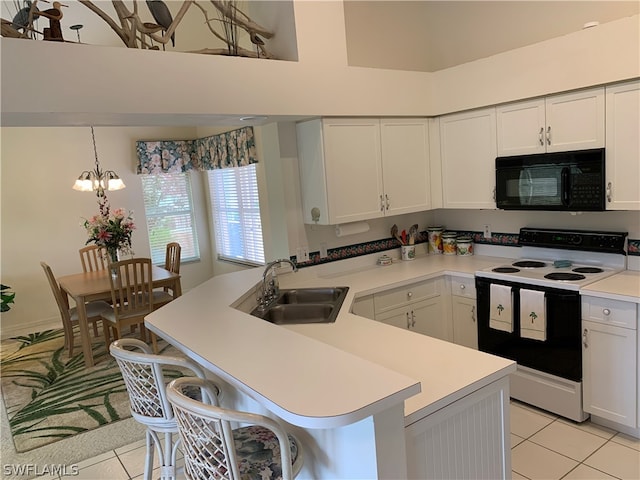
[41,262,111,357]
[79,245,107,273]
[101,258,155,348]
[152,242,182,309]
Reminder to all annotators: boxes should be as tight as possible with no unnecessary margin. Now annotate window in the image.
[207,164,265,266]
[141,172,200,265]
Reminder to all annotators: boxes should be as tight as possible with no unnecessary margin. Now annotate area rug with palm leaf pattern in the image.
[0,327,185,453]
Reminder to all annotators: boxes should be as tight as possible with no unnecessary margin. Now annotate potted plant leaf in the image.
[1,284,15,312]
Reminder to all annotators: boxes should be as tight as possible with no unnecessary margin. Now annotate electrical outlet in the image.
[320,242,328,258]
[297,246,309,262]
[483,224,492,239]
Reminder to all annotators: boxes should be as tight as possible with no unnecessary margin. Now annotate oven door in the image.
[476,277,582,382]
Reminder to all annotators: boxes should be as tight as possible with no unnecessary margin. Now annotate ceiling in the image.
[343,1,640,72]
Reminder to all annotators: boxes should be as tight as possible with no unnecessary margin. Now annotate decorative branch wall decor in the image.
[1,0,275,58]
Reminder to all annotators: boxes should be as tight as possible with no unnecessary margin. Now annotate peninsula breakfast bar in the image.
[145,253,516,478]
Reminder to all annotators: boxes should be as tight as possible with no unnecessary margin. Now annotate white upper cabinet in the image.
[379,119,431,216]
[296,118,431,225]
[496,87,605,156]
[605,80,640,210]
[440,107,497,209]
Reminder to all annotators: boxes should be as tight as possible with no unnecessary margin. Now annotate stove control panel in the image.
[519,228,627,254]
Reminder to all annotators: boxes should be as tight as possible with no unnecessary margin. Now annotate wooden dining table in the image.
[58,265,181,367]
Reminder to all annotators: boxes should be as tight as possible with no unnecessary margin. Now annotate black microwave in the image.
[495,148,605,211]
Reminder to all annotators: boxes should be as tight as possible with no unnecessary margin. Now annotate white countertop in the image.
[581,270,640,303]
[146,253,517,429]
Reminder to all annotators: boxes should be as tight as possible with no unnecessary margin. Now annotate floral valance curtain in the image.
[136,126,257,174]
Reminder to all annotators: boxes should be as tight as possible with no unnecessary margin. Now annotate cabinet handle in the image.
[471,306,476,322]
[546,126,551,145]
[385,194,390,210]
[583,328,588,348]
[492,187,496,201]
[459,284,466,290]
[379,195,384,212]
[539,127,544,146]
[406,312,411,329]
[606,182,612,203]
[411,311,416,327]
[603,308,611,316]
[407,291,413,299]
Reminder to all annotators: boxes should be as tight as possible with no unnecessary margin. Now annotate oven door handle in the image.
[561,167,571,206]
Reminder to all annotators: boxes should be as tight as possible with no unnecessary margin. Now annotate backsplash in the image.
[291,232,640,267]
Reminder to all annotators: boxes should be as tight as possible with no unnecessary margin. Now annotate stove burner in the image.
[492,267,521,273]
[513,261,547,268]
[544,272,586,281]
[572,267,604,274]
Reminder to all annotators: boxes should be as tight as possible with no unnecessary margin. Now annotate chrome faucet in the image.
[258,258,298,309]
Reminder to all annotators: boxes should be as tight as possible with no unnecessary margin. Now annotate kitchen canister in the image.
[427,226,444,254]
[442,231,457,255]
[456,236,474,256]
[401,245,416,261]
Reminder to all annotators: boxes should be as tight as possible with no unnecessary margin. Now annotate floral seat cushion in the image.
[184,425,300,480]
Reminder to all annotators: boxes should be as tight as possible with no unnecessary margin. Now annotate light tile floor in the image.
[43,401,639,479]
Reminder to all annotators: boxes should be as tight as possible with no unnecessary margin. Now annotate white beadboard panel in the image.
[406,377,511,480]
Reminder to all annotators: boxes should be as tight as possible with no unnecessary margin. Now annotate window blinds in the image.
[208,164,265,265]
[141,172,200,265]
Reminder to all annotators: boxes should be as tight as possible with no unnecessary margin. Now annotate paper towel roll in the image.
[335,221,370,237]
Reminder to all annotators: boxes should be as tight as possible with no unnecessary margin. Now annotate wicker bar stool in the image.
[110,339,221,480]
[166,376,304,480]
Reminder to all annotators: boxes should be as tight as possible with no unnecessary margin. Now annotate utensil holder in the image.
[401,245,416,261]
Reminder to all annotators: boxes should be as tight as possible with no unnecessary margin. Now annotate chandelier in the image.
[72,127,125,197]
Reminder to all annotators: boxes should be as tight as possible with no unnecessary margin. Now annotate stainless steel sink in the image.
[276,287,348,305]
[250,286,349,324]
[257,303,335,324]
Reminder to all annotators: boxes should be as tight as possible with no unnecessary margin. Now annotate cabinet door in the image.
[496,99,546,156]
[351,294,375,319]
[452,296,478,349]
[380,119,431,215]
[582,320,637,427]
[440,108,497,209]
[545,88,605,152]
[377,307,411,330]
[605,80,640,210]
[323,118,384,224]
[411,297,450,341]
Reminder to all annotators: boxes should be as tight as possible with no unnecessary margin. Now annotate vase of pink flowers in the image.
[83,200,135,277]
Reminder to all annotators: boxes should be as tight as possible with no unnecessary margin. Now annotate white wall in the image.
[2,4,638,125]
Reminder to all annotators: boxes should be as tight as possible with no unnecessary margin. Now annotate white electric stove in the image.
[475,227,628,422]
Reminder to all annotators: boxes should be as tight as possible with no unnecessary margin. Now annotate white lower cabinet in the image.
[452,296,478,349]
[448,276,478,349]
[351,294,375,319]
[373,278,450,342]
[582,296,638,429]
[377,298,449,340]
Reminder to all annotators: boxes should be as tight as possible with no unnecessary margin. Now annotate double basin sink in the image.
[250,287,349,325]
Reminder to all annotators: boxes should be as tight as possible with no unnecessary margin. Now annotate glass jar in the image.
[427,226,444,254]
[456,236,474,256]
[442,232,457,255]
